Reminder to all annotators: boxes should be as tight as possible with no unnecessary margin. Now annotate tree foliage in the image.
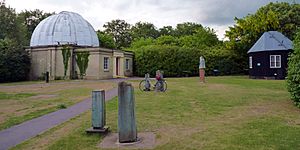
[102,21,219,50]
[18,9,53,44]
[103,19,132,49]
[257,2,300,40]
[0,3,30,82]
[178,28,219,48]
[129,37,155,50]
[174,22,204,37]
[0,3,25,45]
[131,22,159,40]
[0,39,30,82]
[287,30,300,108]
[96,31,116,49]
[155,35,179,46]
[129,25,219,50]
[159,26,174,36]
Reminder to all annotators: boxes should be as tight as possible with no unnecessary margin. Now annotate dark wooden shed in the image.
[248,31,293,79]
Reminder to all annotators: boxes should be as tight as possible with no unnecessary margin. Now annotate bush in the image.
[287,30,300,108]
[205,48,241,75]
[0,39,30,82]
[133,45,241,77]
[57,103,67,109]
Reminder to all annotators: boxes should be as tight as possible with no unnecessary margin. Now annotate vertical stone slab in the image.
[92,90,106,129]
[118,82,137,143]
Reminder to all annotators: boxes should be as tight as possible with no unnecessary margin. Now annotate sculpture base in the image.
[86,126,109,133]
[199,69,205,82]
[99,132,155,149]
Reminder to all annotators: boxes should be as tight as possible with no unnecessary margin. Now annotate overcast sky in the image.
[6,0,296,40]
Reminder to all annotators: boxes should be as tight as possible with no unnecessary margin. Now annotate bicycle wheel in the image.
[139,80,146,91]
[161,80,167,92]
[139,80,151,91]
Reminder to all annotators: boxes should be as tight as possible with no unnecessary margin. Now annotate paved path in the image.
[0,78,130,150]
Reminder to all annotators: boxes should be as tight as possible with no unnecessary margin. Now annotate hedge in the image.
[287,31,300,108]
[133,45,241,77]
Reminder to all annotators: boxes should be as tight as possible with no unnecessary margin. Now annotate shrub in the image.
[287,30,300,108]
[133,45,241,77]
[0,39,30,82]
[57,103,67,109]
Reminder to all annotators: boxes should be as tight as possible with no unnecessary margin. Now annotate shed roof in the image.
[247,31,293,53]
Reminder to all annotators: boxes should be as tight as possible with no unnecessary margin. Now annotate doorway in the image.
[116,57,120,76]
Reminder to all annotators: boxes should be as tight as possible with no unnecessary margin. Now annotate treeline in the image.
[98,2,300,77]
[98,19,236,76]
[0,2,53,82]
[97,21,219,49]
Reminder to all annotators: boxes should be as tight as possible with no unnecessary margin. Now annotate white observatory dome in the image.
[30,11,99,47]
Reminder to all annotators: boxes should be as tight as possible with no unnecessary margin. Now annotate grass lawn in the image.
[11,76,300,150]
[0,80,114,130]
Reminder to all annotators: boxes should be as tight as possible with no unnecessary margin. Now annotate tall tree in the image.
[226,10,279,53]
[159,26,175,36]
[256,2,300,40]
[0,3,24,45]
[0,3,30,82]
[178,27,219,48]
[103,19,132,49]
[96,30,116,49]
[131,21,159,40]
[18,9,53,44]
[129,25,219,50]
[174,22,203,37]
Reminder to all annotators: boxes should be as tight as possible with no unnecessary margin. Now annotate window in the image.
[126,59,130,70]
[103,57,109,71]
[270,55,281,68]
[249,56,252,68]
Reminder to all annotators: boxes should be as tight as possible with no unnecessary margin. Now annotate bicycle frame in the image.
[144,73,151,90]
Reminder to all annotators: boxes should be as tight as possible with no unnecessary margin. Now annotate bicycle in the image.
[139,73,167,92]
[153,79,167,92]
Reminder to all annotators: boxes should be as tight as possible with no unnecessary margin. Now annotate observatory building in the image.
[27,11,133,80]
[248,31,292,79]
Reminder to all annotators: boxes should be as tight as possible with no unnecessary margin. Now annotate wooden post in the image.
[118,82,137,143]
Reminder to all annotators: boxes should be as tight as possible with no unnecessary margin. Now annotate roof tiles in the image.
[248,31,293,53]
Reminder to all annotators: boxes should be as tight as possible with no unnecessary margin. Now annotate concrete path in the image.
[0,79,129,150]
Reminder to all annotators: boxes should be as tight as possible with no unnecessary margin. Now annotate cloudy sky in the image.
[6,0,295,40]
